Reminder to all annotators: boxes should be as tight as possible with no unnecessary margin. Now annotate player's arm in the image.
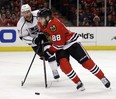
[43,35,64,60]
[17,24,37,46]
[17,28,47,46]
[17,21,45,46]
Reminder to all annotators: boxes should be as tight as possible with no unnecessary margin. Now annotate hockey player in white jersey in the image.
[17,4,60,79]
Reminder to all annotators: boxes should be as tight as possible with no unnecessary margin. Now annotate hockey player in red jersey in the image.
[37,8,111,91]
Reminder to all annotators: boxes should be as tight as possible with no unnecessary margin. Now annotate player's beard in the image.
[25,14,32,21]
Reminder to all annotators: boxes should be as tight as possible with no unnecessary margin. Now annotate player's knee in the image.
[82,59,95,70]
[59,58,66,73]
[59,58,71,74]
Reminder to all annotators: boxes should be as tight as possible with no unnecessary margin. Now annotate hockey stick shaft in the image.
[42,40,47,88]
[43,57,47,88]
[21,53,37,86]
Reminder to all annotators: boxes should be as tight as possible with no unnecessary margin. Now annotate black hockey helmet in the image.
[37,8,52,18]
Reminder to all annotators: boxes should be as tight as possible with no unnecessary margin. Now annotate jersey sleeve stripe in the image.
[52,44,64,49]
[66,33,79,45]
[23,38,32,41]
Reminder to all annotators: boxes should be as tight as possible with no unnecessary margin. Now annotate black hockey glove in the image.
[33,33,50,46]
[44,49,54,60]
[33,33,43,45]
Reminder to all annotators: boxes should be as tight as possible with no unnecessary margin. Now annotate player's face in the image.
[22,10,32,21]
[38,17,47,26]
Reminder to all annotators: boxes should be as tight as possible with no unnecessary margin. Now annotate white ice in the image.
[0,51,116,99]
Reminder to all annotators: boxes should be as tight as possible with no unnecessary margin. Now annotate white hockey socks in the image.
[48,56,60,79]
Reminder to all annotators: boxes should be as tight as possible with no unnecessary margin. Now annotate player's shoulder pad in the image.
[17,16,26,29]
[50,17,63,28]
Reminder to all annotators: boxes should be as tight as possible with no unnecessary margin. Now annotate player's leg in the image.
[43,43,60,79]
[42,34,60,79]
[68,42,110,88]
[82,59,110,88]
[32,46,60,79]
[48,55,60,79]
[56,50,85,91]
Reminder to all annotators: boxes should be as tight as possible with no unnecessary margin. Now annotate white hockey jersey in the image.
[17,10,41,46]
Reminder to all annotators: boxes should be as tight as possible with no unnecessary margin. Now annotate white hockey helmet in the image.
[21,4,31,12]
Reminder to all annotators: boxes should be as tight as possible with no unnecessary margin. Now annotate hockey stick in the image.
[21,53,37,86]
[42,56,48,88]
[21,41,48,87]
[21,46,39,86]
[41,40,48,88]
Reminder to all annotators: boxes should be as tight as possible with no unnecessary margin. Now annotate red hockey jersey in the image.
[38,17,79,53]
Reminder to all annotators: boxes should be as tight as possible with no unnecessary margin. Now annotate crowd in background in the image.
[0,0,49,26]
[0,0,116,26]
[106,0,116,26]
[79,0,116,26]
[0,0,20,26]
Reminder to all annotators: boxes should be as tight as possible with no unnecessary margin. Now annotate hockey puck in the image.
[35,92,40,95]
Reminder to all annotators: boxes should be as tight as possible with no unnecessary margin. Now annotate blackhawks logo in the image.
[50,25,56,32]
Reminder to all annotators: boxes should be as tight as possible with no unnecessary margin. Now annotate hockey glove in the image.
[44,49,54,60]
[33,33,50,46]
[33,33,43,45]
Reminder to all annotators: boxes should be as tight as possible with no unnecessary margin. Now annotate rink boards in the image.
[0,27,116,51]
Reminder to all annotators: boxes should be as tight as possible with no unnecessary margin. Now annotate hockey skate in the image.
[52,70,60,79]
[76,81,85,91]
[101,77,111,88]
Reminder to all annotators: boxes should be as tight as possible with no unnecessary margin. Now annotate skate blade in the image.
[107,87,111,90]
[78,86,85,91]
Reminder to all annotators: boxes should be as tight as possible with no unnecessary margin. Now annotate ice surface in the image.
[0,51,116,99]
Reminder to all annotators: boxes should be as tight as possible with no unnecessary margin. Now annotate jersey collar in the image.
[45,17,54,29]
